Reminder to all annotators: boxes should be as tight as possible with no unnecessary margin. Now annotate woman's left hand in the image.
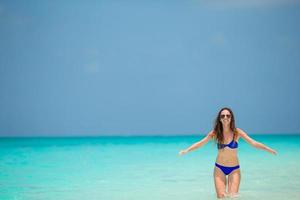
[178,149,188,156]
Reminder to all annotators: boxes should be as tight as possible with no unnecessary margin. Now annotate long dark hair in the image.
[213,107,237,149]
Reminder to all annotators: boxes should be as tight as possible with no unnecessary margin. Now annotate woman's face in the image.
[220,109,231,125]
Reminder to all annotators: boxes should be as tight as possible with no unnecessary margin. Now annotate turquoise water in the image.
[0,135,299,200]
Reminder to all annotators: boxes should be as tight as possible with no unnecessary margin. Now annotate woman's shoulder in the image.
[235,128,248,139]
[235,127,246,135]
[207,130,216,138]
[234,128,242,140]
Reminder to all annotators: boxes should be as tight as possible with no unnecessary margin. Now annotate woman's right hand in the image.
[178,149,188,156]
[269,148,277,155]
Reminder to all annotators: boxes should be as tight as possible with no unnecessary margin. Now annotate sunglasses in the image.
[220,114,231,119]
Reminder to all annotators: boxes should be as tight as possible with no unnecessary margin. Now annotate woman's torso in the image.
[215,132,240,166]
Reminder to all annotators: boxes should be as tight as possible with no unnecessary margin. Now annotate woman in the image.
[178,107,277,199]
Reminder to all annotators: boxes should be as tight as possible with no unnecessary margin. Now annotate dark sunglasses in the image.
[220,114,231,119]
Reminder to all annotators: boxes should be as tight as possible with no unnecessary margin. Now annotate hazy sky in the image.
[1,0,300,136]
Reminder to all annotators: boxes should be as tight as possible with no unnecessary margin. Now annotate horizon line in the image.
[1,132,300,138]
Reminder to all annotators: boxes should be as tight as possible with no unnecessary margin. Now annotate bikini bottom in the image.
[215,163,240,176]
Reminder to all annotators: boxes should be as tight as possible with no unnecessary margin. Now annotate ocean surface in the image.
[0,135,299,200]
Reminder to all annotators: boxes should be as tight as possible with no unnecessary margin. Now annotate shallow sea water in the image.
[0,135,299,200]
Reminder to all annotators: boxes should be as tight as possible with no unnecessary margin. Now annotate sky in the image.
[0,0,300,136]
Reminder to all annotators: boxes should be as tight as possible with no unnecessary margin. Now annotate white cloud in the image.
[210,33,227,46]
[85,62,100,73]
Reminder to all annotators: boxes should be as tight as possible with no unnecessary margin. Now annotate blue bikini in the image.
[215,139,240,176]
[218,139,238,149]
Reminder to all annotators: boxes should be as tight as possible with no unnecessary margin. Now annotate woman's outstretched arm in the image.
[178,130,215,156]
[237,128,277,155]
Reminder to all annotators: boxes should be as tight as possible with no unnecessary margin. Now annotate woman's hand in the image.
[178,149,188,156]
[268,148,277,155]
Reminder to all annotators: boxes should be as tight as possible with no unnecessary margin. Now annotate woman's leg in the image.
[214,167,227,199]
[227,168,241,196]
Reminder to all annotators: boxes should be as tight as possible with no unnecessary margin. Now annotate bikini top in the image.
[218,139,238,149]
